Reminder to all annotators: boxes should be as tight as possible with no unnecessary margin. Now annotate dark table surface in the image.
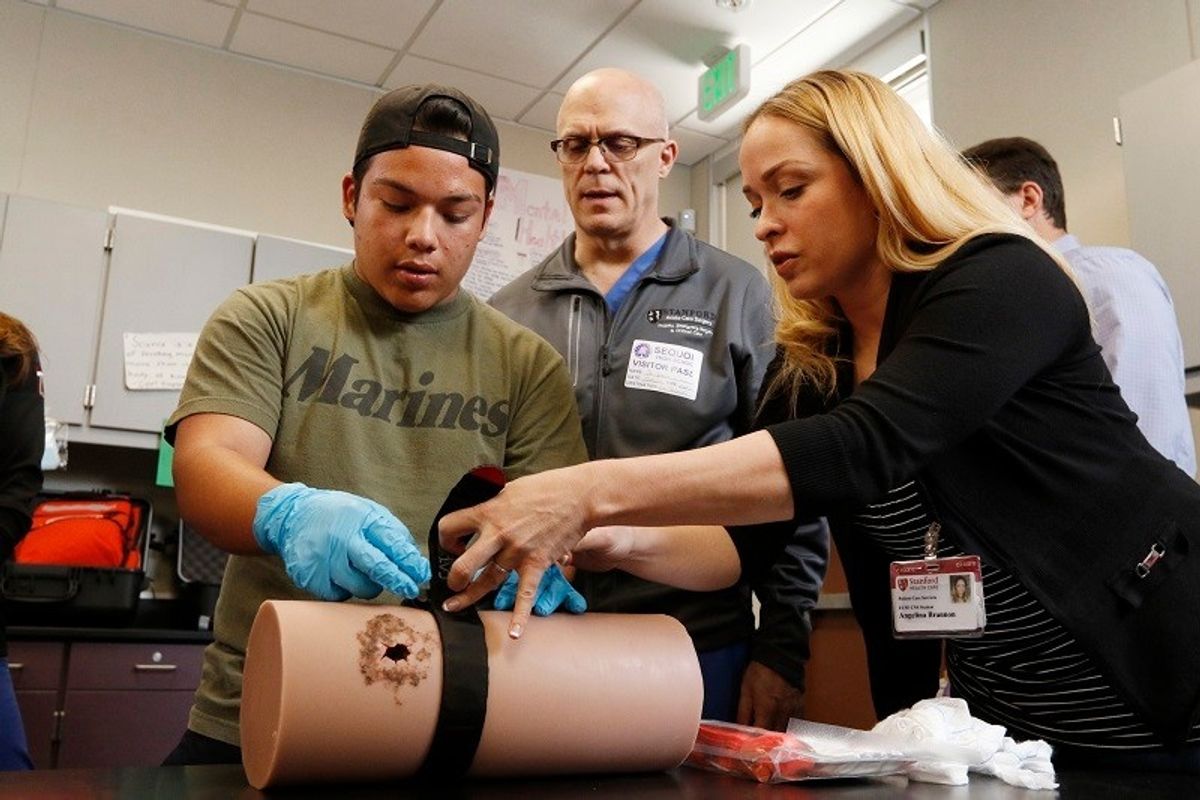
[0,764,1195,799]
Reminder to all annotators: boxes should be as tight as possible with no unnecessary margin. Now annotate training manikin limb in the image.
[240,600,703,787]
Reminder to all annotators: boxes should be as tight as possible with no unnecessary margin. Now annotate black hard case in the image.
[175,521,228,630]
[0,492,152,626]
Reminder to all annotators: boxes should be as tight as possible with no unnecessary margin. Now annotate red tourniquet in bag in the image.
[687,722,816,783]
[12,497,143,569]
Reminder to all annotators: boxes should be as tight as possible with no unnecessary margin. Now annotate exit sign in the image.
[697,44,751,122]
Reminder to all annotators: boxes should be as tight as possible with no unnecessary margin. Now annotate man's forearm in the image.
[174,441,280,554]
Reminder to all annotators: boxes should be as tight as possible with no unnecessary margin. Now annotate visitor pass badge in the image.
[624,339,703,401]
[890,556,986,638]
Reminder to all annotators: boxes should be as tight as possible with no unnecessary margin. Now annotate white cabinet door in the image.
[89,212,253,433]
[0,195,109,425]
[251,233,351,284]
[1120,59,1200,370]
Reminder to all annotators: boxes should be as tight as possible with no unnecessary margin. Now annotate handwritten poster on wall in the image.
[123,332,198,390]
[462,167,571,300]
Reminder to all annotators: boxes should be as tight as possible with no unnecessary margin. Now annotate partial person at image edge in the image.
[964,135,1195,477]
[0,312,44,771]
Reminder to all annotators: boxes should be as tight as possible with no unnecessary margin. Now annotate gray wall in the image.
[927,0,1200,247]
[685,1,1200,249]
[8,1,1197,271]
[0,0,690,251]
[921,0,1200,460]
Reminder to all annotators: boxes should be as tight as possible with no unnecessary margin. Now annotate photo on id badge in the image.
[889,557,986,638]
[624,339,704,401]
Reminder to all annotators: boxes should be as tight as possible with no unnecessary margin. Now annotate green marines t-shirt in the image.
[166,264,587,746]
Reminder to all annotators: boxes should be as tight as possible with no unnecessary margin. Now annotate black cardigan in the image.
[0,358,44,655]
[746,234,1200,746]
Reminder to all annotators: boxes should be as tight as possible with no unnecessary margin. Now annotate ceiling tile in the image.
[553,0,838,121]
[385,55,541,121]
[44,0,929,150]
[231,12,397,85]
[518,92,565,132]
[58,0,234,47]
[670,125,729,167]
[676,0,918,139]
[410,0,635,87]
[246,0,436,49]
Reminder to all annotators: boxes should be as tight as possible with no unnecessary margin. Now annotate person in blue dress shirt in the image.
[964,136,1195,476]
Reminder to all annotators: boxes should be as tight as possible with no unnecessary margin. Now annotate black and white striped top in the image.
[850,481,1200,749]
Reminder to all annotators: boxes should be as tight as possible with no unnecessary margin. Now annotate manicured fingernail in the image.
[442,598,460,612]
[508,623,523,639]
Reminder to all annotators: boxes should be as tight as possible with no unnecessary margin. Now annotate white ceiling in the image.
[30,0,935,165]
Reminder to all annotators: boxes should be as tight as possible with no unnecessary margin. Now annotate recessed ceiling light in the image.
[715,0,754,11]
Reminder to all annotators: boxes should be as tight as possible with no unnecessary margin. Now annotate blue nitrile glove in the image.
[252,483,430,602]
[493,564,587,616]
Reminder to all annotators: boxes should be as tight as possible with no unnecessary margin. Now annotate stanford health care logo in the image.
[897,577,909,591]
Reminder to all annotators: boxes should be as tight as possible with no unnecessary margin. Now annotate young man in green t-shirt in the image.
[162,85,588,765]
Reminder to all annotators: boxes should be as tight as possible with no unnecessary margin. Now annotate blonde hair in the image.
[743,70,1067,406]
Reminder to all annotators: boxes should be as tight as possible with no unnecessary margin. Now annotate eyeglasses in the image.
[549,135,666,164]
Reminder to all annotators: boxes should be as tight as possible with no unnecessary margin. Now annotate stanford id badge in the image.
[890,555,986,638]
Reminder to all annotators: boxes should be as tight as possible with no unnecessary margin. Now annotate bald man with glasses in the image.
[490,68,828,730]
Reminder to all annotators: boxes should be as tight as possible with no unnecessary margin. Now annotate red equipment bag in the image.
[1,491,152,626]
[14,494,144,569]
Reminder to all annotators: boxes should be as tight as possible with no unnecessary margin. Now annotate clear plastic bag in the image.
[685,720,914,784]
[41,416,68,471]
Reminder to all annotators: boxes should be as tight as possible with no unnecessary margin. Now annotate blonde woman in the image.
[441,71,1200,769]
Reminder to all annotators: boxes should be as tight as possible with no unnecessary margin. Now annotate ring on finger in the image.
[490,561,513,576]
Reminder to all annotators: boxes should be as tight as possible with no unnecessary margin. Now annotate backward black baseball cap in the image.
[354,84,500,193]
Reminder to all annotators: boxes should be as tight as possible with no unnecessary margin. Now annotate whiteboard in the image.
[462,167,571,300]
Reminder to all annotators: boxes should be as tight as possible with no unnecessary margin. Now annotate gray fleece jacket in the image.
[490,224,828,688]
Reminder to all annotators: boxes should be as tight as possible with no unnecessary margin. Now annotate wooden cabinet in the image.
[0,195,356,448]
[58,642,202,768]
[803,543,878,731]
[1120,59,1200,374]
[6,642,63,769]
[0,194,109,427]
[87,211,254,435]
[7,639,205,768]
[0,200,254,446]
[252,233,351,284]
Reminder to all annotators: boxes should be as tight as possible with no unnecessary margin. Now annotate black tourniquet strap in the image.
[419,466,506,777]
[420,603,489,777]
